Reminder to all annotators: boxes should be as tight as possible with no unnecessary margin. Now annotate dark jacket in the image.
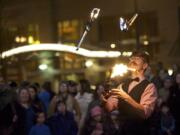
[48,111,78,135]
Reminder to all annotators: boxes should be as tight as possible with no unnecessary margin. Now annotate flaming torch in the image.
[76,8,100,50]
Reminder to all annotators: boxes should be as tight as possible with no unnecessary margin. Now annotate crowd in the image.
[0,62,180,135]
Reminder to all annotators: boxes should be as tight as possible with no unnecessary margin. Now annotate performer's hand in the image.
[110,89,130,100]
[100,94,107,103]
[105,95,119,112]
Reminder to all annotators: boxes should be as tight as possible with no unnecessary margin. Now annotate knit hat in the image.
[90,106,102,117]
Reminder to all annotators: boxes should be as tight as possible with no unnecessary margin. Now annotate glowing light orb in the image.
[111,64,135,78]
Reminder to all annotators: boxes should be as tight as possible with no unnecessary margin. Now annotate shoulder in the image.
[142,82,158,97]
[75,93,80,99]
[42,124,50,130]
[30,125,37,131]
[146,82,157,91]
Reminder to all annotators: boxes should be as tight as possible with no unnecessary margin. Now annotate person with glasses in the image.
[105,51,158,135]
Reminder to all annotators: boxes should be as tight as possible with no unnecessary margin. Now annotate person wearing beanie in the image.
[80,105,104,135]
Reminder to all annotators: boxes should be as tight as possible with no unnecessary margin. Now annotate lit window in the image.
[58,20,83,43]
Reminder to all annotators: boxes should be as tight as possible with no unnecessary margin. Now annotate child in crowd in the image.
[29,112,52,135]
[80,105,104,135]
[109,110,121,135]
[159,104,175,135]
[48,100,78,135]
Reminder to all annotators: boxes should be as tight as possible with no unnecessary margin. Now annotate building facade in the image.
[1,0,180,82]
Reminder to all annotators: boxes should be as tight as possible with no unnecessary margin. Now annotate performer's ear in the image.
[143,63,148,71]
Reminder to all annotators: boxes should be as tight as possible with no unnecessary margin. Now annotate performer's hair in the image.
[131,51,150,64]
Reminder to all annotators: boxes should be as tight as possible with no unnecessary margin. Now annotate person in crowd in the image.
[75,79,93,128]
[87,83,105,113]
[38,81,54,112]
[0,84,18,135]
[103,110,122,135]
[48,80,81,123]
[168,73,180,135]
[158,76,173,104]
[158,68,169,84]
[80,105,104,135]
[29,111,52,135]
[18,87,36,134]
[159,104,175,135]
[68,80,78,97]
[48,100,78,135]
[32,82,41,93]
[145,66,163,90]
[171,64,180,80]
[19,81,31,88]
[8,81,18,92]
[105,51,158,135]
[28,85,45,113]
[148,98,162,135]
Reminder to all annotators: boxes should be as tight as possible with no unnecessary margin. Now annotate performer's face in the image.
[128,56,148,73]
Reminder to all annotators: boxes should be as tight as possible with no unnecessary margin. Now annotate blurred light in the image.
[35,40,40,44]
[143,40,149,46]
[111,64,135,78]
[1,44,121,58]
[122,52,132,57]
[90,8,100,20]
[20,37,27,43]
[111,64,129,78]
[91,85,96,90]
[141,35,148,40]
[119,17,128,31]
[28,36,34,44]
[15,36,20,42]
[85,60,93,67]
[110,43,116,49]
[55,52,60,57]
[168,69,173,76]
[39,64,48,71]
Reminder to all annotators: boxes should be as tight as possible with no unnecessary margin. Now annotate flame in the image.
[111,64,135,78]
